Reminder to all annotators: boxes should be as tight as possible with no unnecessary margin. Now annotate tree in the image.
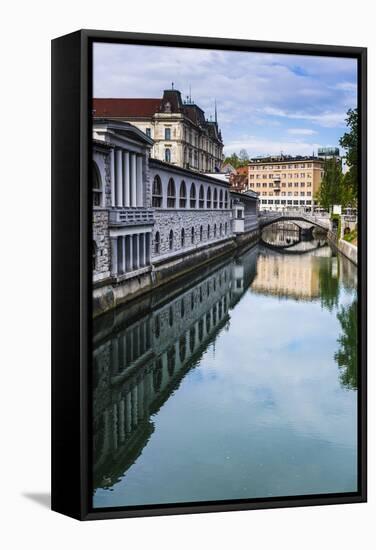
[316,157,344,210]
[339,108,358,201]
[334,299,358,390]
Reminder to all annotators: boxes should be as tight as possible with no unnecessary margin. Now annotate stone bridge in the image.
[259,210,330,232]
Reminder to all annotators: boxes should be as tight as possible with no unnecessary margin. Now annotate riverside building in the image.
[246,155,325,211]
[92,119,259,317]
[93,87,224,173]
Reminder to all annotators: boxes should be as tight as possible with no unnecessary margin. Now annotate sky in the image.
[93,43,357,158]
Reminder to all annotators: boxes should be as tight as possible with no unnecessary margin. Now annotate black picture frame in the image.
[51,29,367,521]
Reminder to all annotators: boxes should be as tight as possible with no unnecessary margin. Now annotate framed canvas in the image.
[51,29,367,520]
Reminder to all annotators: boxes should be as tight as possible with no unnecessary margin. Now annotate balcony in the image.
[109,208,155,227]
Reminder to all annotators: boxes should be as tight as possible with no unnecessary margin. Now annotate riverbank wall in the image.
[328,230,358,265]
[93,227,260,318]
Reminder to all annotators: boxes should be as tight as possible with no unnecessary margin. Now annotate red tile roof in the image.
[236,166,248,175]
[93,98,161,118]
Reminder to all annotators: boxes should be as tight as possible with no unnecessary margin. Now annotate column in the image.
[112,403,118,450]
[123,151,130,207]
[116,149,123,207]
[137,155,143,206]
[110,148,115,207]
[145,233,151,265]
[131,154,137,207]
[128,235,133,271]
[111,337,119,374]
[133,234,139,270]
[121,236,126,274]
[110,237,118,276]
[131,385,138,426]
[139,233,145,267]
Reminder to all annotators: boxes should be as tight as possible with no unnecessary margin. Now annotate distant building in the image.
[229,165,248,192]
[317,147,340,160]
[246,155,325,211]
[93,87,224,173]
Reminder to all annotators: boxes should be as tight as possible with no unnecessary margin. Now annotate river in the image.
[92,228,358,508]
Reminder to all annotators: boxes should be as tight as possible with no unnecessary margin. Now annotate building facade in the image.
[92,119,259,317]
[246,156,325,211]
[93,88,224,173]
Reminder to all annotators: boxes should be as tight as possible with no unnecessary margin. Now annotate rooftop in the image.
[249,155,323,164]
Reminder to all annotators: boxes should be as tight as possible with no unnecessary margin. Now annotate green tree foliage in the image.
[318,257,339,312]
[339,108,358,201]
[335,299,358,390]
[316,158,344,210]
[223,151,249,169]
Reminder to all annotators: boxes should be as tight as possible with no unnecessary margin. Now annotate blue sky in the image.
[93,43,357,158]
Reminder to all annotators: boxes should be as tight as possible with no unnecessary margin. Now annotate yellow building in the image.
[247,156,325,211]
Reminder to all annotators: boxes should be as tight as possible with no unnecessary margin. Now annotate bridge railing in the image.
[258,209,330,229]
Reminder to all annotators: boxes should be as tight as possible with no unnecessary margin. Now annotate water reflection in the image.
[92,234,358,508]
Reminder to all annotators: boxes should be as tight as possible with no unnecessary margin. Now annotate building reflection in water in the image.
[93,246,258,492]
[92,237,357,501]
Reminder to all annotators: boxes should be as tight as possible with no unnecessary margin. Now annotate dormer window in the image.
[164,101,171,113]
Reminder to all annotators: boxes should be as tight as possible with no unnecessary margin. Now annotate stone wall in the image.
[152,209,232,261]
[93,210,111,282]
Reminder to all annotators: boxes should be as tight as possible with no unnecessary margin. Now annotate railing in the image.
[109,208,155,226]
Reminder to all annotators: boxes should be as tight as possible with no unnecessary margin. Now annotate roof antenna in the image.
[189,84,192,102]
[171,82,174,90]
[215,99,218,124]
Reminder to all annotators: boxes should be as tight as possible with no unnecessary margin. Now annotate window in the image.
[92,161,102,207]
[169,229,174,250]
[190,183,196,208]
[224,192,228,208]
[207,224,211,238]
[200,225,203,242]
[199,185,204,208]
[213,189,218,208]
[219,189,223,209]
[214,224,217,237]
[152,175,162,207]
[165,148,171,163]
[220,223,223,236]
[145,128,151,138]
[165,127,171,140]
[225,222,228,235]
[179,180,187,208]
[191,227,195,244]
[167,178,176,207]
[154,231,160,254]
[207,187,212,208]
[181,228,185,247]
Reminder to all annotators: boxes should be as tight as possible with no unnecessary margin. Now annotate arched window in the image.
[191,226,195,244]
[169,229,174,250]
[167,346,175,377]
[200,225,203,242]
[224,191,228,209]
[152,175,162,207]
[92,241,97,270]
[190,183,196,208]
[93,161,102,207]
[207,224,211,239]
[181,298,185,318]
[179,180,187,208]
[199,185,204,208]
[154,231,160,254]
[213,188,218,208]
[225,222,228,235]
[181,228,185,247]
[214,223,217,237]
[220,223,223,236]
[165,148,171,163]
[219,189,223,209]
[167,178,176,208]
[207,187,212,208]
[153,359,163,392]
[169,306,173,327]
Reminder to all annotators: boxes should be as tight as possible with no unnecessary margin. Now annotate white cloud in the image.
[287,128,318,136]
